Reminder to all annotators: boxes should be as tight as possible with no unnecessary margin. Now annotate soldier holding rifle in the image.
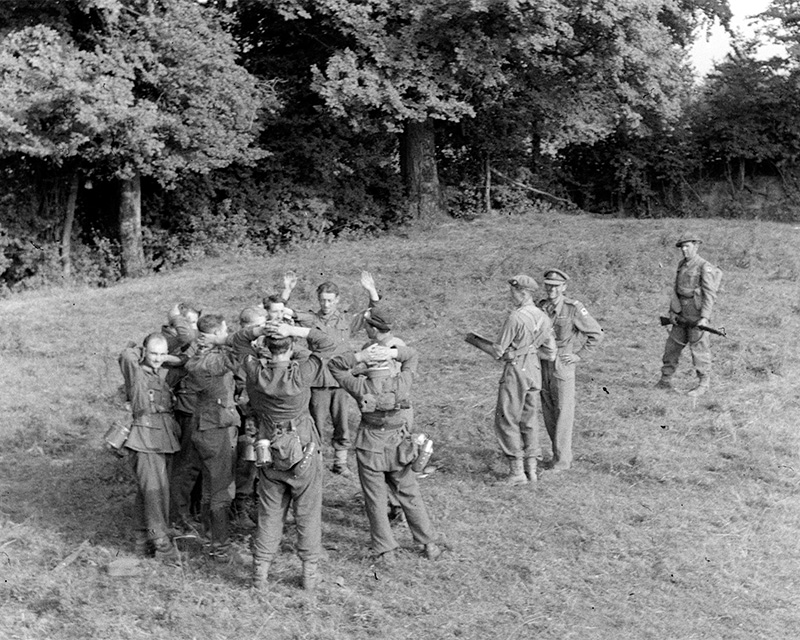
[656,234,722,397]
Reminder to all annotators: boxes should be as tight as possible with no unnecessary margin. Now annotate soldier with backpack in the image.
[656,234,723,397]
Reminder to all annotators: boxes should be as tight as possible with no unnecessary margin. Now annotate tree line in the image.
[0,0,798,290]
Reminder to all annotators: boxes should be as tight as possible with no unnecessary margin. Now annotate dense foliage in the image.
[2,0,800,290]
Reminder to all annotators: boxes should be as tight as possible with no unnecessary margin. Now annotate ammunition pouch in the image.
[270,430,304,471]
[397,436,419,466]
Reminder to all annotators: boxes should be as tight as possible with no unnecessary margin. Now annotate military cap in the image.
[508,274,538,291]
[675,233,702,247]
[543,268,570,285]
[365,306,393,331]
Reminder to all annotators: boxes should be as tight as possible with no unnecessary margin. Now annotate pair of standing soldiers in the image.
[491,271,603,485]
[490,234,721,482]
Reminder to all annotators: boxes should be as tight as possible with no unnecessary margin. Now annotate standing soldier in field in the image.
[538,269,603,472]
[283,271,380,477]
[492,275,557,486]
[225,321,335,591]
[328,338,442,564]
[656,234,721,397]
[118,333,181,563]
[185,314,244,564]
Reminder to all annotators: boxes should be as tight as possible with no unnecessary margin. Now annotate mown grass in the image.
[1,212,800,639]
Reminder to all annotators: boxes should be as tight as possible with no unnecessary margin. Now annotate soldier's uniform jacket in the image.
[329,348,417,472]
[229,327,336,445]
[492,303,557,362]
[294,308,352,388]
[539,297,603,359]
[118,347,180,453]
[184,344,240,432]
[669,255,719,319]
[161,316,199,411]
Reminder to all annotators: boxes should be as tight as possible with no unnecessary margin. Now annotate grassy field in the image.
[1,211,799,640]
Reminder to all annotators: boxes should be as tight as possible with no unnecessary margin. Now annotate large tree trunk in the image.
[400,119,443,221]
[61,172,79,279]
[119,172,146,278]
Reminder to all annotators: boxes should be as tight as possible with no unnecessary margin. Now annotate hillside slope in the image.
[1,212,799,639]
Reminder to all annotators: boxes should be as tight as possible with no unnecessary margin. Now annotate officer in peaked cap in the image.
[488,274,557,486]
[656,233,721,397]
[538,268,603,472]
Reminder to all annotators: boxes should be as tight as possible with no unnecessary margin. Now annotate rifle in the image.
[464,332,497,357]
[659,316,727,338]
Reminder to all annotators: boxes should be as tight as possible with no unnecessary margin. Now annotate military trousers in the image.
[540,358,577,467]
[310,387,351,450]
[192,425,237,512]
[355,431,435,555]
[169,410,202,523]
[129,450,173,542]
[494,354,542,461]
[661,322,711,378]
[252,451,323,564]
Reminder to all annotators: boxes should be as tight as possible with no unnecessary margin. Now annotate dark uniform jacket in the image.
[118,347,180,453]
[184,344,240,431]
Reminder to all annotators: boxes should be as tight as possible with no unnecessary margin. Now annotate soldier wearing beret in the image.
[538,269,603,472]
[491,275,557,485]
[656,235,721,396]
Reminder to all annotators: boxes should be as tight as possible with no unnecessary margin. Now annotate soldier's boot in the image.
[302,561,319,591]
[208,507,239,564]
[655,375,673,390]
[687,374,710,397]
[501,458,528,486]
[153,537,181,566]
[232,495,257,530]
[199,502,212,539]
[523,457,538,483]
[252,558,270,590]
[424,543,443,561]
[332,449,353,478]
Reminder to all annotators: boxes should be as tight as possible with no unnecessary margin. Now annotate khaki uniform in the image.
[184,344,241,553]
[539,297,603,467]
[329,348,436,556]
[118,347,181,544]
[661,255,718,379]
[230,328,336,568]
[492,304,556,461]
[298,309,353,451]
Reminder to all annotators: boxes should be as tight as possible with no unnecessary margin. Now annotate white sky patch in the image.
[690,0,786,78]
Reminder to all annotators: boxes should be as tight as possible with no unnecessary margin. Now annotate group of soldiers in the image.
[491,232,720,485]
[116,272,441,590]
[115,232,720,590]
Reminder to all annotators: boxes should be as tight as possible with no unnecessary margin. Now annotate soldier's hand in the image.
[283,270,298,291]
[264,320,291,338]
[696,317,709,327]
[360,270,377,292]
[560,353,580,365]
[669,311,679,325]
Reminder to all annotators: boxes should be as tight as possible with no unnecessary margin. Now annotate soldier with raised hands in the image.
[283,270,381,477]
[328,332,442,565]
